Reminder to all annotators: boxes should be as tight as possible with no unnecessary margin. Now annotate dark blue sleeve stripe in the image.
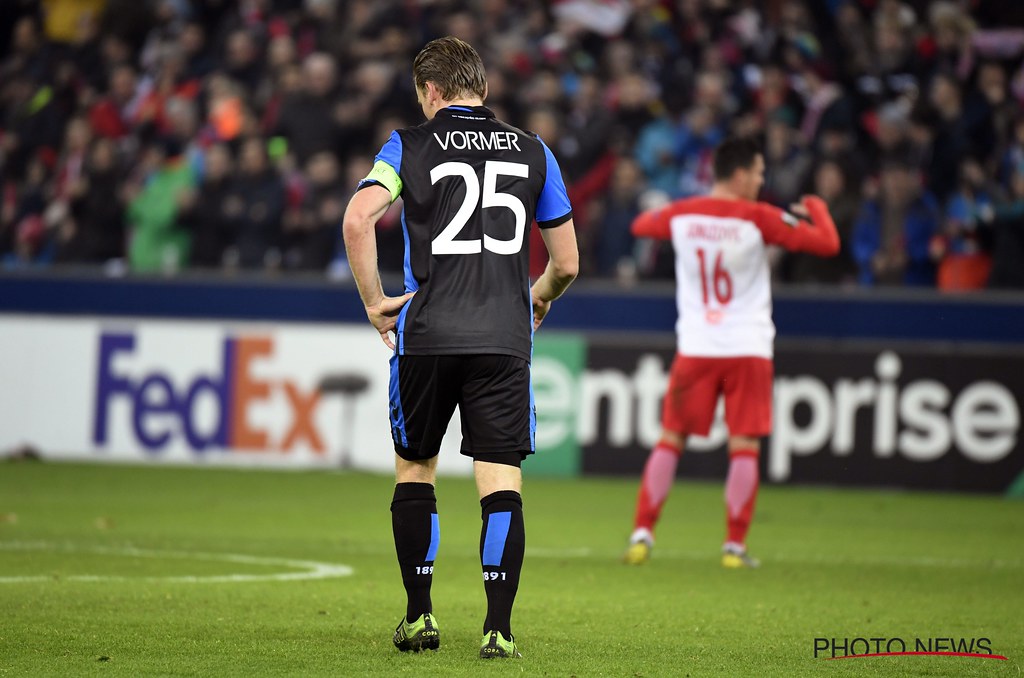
[536,138,572,224]
[375,130,403,174]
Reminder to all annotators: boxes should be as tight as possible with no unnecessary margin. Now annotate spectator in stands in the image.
[1,71,65,182]
[204,72,247,143]
[798,62,847,148]
[781,158,859,285]
[88,63,138,139]
[179,142,233,269]
[334,59,402,158]
[980,164,1024,289]
[635,92,686,198]
[928,72,994,201]
[1,155,51,267]
[560,73,615,184]
[56,137,124,264]
[283,150,344,271]
[138,0,187,81]
[928,1,977,79]
[676,104,723,197]
[124,137,195,273]
[594,157,644,279]
[1,0,1023,287]
[96,33,134,84]
[165,96,205,177]
[853,156,940,287]
[975,61,1014,152]
[833,2,872,81]
[611,70,657,146]
[273,53,340,165]
[748,62,804,130]
[230,137,284,269]
[873,101,912,164]
[869,12,920,102]
[999,116,1024,185]
[762,109,812,207]
[2,213,51,269]
[931,155,999,291]
[179,21,214,81]
[907,103,939,165]
[265,33,297,84]
[4,16,50,83]
[49,116,92,229]
[224,29,263,96]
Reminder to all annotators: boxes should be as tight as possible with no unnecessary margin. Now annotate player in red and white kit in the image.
[624,137,839,568]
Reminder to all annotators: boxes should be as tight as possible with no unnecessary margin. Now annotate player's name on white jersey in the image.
[433,130,522,152]
[683,220,742,243]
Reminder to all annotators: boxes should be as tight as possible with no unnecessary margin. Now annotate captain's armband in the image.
[357,161,403,202]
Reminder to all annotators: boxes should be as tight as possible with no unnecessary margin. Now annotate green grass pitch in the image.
[1,461,1022,677]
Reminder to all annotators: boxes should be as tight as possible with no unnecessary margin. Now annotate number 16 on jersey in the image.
[696,247,732,324]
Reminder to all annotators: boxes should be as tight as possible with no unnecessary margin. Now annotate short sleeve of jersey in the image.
[536,138,573,228]
[357,130,403,201]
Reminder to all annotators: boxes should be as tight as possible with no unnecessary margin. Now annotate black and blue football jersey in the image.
[358,105,572,361]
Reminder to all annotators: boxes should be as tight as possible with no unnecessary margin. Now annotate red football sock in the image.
[724,449,759,546]
[633,442,682,534]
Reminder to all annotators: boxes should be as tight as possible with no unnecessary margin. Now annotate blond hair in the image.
[412,36,486,101]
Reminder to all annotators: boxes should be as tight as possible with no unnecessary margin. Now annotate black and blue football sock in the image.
[479,490,525,638]
[391,482,439,623]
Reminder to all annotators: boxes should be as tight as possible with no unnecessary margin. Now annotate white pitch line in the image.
[268,542,1023,570]
[8,540,1010,581]
[0,541,353,583]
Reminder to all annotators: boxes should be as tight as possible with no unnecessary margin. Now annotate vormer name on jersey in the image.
[433,130,522,152]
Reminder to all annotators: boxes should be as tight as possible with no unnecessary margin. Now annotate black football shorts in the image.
[388,353,534,465]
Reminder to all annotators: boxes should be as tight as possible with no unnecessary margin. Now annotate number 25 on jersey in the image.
[431,161,529,255]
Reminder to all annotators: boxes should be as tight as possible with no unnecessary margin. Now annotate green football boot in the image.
[393,613,440,652]
[479,630,521,659]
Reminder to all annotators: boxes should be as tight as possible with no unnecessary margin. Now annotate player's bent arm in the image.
[756,196,840,257]
[533,219,579,303]
[342,184,393,309]
[801,196,841,256]
[342,184,414,350]
[531,220,578,331]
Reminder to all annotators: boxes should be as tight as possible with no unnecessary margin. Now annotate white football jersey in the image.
[670,210,774,357]
[632,196,840,359]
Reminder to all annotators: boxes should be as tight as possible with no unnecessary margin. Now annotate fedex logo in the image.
[92,333,323,454]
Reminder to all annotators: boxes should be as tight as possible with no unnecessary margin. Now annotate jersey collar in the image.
[438,105,495,119]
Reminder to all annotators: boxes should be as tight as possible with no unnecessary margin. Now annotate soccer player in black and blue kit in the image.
[342,37,578,659]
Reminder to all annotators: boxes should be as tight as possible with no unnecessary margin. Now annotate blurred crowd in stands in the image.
[2,0,1024,290]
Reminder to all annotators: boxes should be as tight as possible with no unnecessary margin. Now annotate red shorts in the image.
[662,354,773,438]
